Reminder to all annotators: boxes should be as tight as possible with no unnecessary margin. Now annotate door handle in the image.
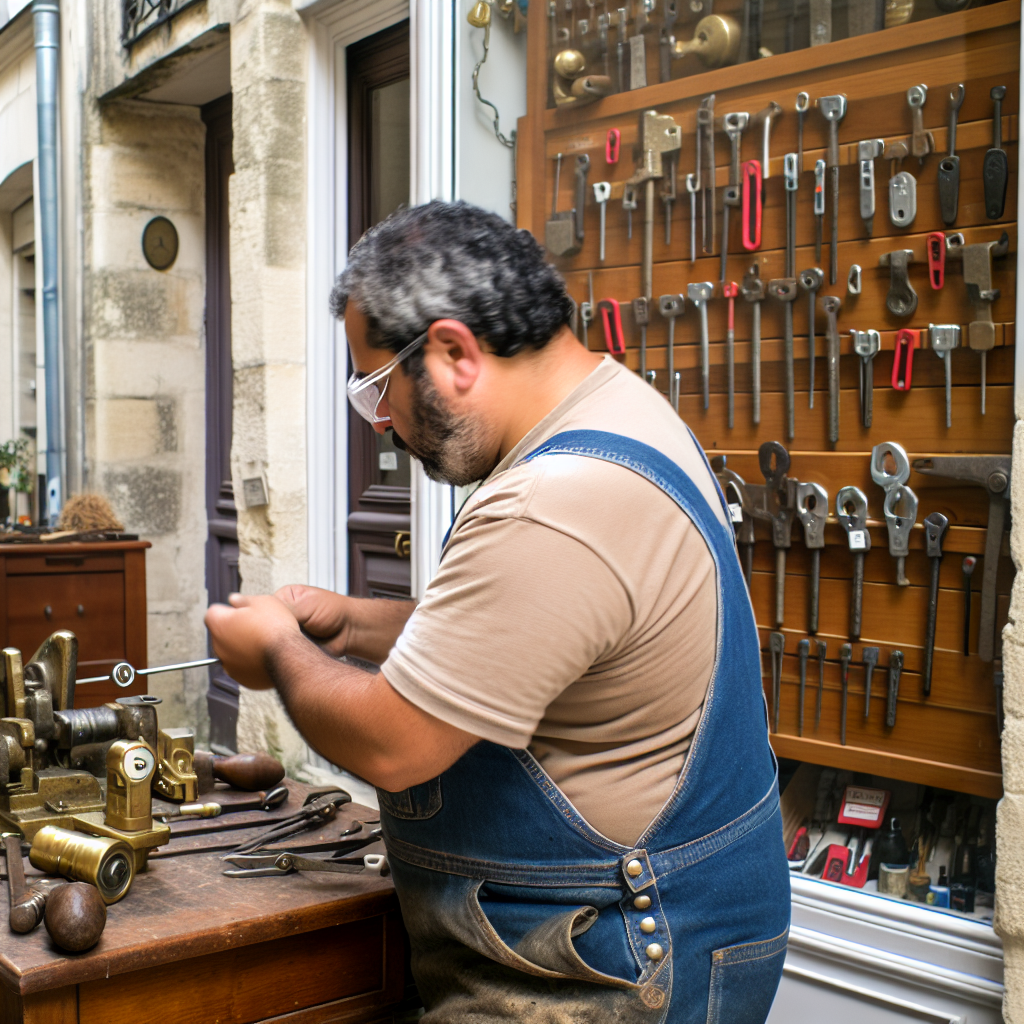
[394,531,411,559]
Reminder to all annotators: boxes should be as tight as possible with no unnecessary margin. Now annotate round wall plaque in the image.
[142,216,178,271]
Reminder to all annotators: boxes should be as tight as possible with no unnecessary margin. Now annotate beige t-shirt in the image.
[382,357,726,845]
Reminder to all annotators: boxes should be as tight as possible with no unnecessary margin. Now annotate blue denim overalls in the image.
[378,431,791,1023]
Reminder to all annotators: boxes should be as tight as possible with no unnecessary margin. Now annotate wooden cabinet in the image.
[0,541,150,707]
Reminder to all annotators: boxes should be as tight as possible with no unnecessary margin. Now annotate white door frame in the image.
[302,0,453,598]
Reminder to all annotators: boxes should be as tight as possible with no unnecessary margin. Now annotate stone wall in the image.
[81,94,210,732]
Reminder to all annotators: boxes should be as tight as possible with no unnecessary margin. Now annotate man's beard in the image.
[390,373,498,487]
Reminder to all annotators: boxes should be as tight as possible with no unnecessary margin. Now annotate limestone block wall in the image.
[229,0,309,767]
[82,97,210,733]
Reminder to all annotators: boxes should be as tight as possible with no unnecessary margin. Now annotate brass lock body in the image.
[105,739,156,832]
[30,825,135,904]
[154,728,198,802]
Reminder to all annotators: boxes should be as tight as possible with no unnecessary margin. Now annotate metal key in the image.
[658,294,686,412]
[929,323,961,428]
[593,181,611,261]
[922,512,949,697]
[862,646,879,718]
[688,282,715,409]
[836,485,870,641]
[798,638,810,736]
[742,264,765,424]
[796,481,828,634]
[839,643,852,745]
[938,85,965,226]
[852,329,880,428]
[769,631,785,732]
[858,139,884,237]
[822,295,841,444]
[817,95,847,284]
[796,92,809,173]
[870,440,917,587]
[760,440,795,628]
[815,640,827,728]
[799,268,824,408]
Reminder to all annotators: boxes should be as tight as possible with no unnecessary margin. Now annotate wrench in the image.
[857,139,884,237]
[929,323,960,429]
[796,481,828,635]
[769,631,785,733]
[937,85,965,226]
[913,454,1011,663]
[906,85,934,166]
[822,295,842,444]
[851,329,880,428]
[768,277,798,440]
[817,95,847,284]
[984,85,1008,219]
[836,485,870,641]
[922,511,949,697]
[685,173,699,262]
[870,440,917,587]
[878,249,917,317]
[813,158,826,261]
[799,268,824,409]
[760,440,796,629]
[688,282,715,410]
[798,638,810,736]
[723,281,739,427]
[742,264,765,425]
[658,293,686,412]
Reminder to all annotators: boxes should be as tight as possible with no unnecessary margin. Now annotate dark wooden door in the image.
[346,22,413,599]
[202,95,240,752]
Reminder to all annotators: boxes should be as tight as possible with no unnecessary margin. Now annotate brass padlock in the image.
[105,739,156,832]
[30,826,135,904]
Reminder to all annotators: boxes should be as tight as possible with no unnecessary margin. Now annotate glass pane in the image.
[370,78,410,225]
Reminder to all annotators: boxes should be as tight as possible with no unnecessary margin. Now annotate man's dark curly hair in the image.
[329,200,574,359]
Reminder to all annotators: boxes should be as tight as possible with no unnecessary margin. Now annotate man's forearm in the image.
[346,596,417,663]
[266,631,477,791]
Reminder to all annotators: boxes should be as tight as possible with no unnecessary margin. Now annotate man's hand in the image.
[274,585,416,663]
[205,594,301,690]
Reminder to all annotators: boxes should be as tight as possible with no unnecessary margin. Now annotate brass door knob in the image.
[394,531,411,559]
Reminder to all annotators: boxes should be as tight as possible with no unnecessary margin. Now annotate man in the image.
[206,201,789,1023]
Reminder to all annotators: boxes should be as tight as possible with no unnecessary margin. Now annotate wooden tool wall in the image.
[518,2,1019,799]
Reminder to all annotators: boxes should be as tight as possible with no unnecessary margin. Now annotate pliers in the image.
[228,789,352,856]
[223,829,386,877]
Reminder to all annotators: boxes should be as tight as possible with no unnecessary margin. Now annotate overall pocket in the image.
[377,776,443,820]
[705,928,788,1024]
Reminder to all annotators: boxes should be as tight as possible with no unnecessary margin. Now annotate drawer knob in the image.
[77,605,85,616]
[44,605,52,619]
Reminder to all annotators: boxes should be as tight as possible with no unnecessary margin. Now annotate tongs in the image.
[227,788,352,856]
[223,829,386,877]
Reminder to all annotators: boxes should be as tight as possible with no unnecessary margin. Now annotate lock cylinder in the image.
[105,739,156,832]
[30,826,134,904]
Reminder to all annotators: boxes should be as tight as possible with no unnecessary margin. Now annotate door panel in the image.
[202,94,240,752]
[346,22,412,598]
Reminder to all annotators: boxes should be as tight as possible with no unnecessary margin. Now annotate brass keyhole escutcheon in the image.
[394,531,411,559]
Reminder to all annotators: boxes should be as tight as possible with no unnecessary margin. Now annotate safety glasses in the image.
[346,330,428,424]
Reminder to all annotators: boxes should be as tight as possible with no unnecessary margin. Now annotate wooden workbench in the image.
[0,782,406,1024]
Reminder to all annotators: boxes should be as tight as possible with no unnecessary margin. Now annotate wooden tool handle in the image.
[194,751,285,792]
[44,882,106,952]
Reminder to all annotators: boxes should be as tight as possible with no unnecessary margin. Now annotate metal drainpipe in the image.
[33,0,62,522]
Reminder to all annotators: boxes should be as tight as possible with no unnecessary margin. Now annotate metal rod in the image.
[77,657,220,685]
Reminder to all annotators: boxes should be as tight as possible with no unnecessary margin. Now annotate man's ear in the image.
[421,319,486,397]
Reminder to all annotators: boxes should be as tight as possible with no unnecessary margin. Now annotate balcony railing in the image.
[121,0,203,47]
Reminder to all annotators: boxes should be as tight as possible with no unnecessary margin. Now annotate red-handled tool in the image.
[606,129,620,165]
[597,299,625,355]
[927,231,946,290]
[892,328,919,391]
[741,159,762,251]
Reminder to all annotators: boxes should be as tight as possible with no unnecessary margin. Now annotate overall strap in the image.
[519,429,735,556]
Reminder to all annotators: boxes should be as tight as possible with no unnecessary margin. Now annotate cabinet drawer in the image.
[6,573,126,664]
[5,552,124,575]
